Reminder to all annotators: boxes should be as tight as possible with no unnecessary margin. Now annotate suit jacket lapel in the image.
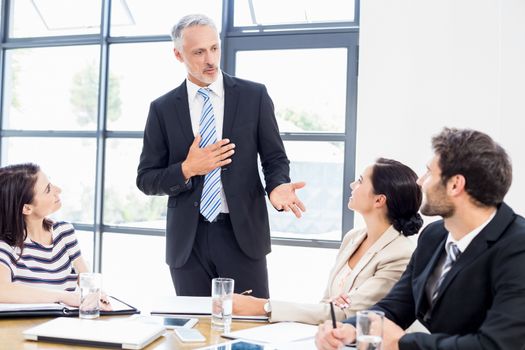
[222,73,239,140]
[325,230,367,297]
[343,226,401,291]
[333,231,366,279]
[173,80,194,144]
[432,203,515,307]
[415,234,446,316]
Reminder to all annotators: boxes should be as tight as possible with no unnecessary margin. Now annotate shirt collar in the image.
[186,70,224,100]
[446,210,497,253]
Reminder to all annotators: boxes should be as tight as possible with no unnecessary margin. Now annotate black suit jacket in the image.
[136,73,290,268]
[345,202,525,349]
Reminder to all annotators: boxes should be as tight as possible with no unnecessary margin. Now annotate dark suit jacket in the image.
[345,202,525,349]
[136,73,290,268]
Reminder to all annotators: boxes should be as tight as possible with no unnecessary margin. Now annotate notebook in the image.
[0,296,139,318]
[23,317,165,350]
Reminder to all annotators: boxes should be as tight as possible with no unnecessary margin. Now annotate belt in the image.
[199,213,230,223]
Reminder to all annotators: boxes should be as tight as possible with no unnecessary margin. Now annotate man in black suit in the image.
[136,14,305,298]
[316,128,525,350]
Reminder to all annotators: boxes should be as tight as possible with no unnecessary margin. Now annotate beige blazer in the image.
[269,226,415,324]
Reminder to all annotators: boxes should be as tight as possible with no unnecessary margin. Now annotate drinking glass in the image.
[79,273,102,319]
[211,277,234,330]
[356,310,384,350]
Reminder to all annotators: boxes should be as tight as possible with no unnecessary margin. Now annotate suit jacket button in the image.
[193,201,199,207]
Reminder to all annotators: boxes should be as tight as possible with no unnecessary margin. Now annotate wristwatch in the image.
[263,300,272,316]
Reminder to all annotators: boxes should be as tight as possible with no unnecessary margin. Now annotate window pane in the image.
[104,139,166,227]
[76,230,94,272]
[107,43,186,131]
[236,49,347,133]
[1,137,96,224]
[9,0,102,38]
[102,233,174,304]
[110,0,222,37]
[234,0,355,27]
[268,141,344,241]
[268,245,337,302]
[2,46,100,130]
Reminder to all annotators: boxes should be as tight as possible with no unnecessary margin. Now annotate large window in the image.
[0,0,359,278]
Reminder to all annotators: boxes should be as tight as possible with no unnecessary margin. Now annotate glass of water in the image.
[79,272,102,319]
[356,310,384,350]
[211,277,234,330]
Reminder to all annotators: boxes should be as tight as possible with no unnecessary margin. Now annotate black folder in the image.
[0,296,138,318]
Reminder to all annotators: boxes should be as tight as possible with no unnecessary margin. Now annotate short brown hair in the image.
[432,128,512,207]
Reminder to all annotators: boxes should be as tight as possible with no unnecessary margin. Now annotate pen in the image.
[240,289,252,295]
[329,301,337,328]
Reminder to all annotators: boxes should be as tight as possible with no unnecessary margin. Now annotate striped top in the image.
[0,222,82,291]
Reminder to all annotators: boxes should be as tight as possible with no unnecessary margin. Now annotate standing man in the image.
[316,127,525,349]
[137,14,305,298]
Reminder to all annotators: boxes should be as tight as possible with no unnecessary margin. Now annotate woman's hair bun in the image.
[392,213,423,236]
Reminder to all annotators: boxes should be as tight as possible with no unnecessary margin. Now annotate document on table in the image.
[150,296,268,322]
[276,338,357,350]
[222,322,318,343]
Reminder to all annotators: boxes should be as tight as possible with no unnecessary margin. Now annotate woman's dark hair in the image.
[371,158,423,236]
[0,163,52,251]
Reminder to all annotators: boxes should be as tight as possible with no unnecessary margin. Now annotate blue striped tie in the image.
[431,242,460,305]
[197,88,221,222]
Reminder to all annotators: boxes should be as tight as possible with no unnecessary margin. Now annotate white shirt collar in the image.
[186,70,224,100]
[446,210,497,253]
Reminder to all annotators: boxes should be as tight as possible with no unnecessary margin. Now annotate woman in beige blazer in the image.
[233,158,423,325]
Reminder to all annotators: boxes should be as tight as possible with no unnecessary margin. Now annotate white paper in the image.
[222,322,317,343]
[151,296,268,321]
[0,302,62,312]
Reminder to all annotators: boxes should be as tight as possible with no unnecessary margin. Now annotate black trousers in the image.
[170,214,270,298]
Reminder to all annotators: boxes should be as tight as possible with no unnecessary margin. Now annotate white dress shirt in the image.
[185,71,229,213]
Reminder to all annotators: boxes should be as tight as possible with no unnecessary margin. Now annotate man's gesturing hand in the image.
[269,182,306,218]
[182,135,235,180]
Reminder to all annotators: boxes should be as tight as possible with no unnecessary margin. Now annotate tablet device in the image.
[212,340,264,350]
[135,315,198,329]
[161,317,198,329]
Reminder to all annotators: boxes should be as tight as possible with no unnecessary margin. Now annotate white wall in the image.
[355,0,525,220]
[271,0,525,301]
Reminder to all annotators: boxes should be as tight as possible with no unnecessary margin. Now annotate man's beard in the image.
[420,185,455,218]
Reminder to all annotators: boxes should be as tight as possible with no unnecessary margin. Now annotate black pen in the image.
[329,301,337,328]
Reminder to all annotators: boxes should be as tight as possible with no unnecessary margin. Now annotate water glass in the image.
[211,277,234,329]
[79,272,102,319]
[356,310,384,350]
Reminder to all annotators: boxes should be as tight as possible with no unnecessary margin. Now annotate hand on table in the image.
[100,291,113,311]
[381,317,405,350]
[232,294,266,316]
[315,320,356,350]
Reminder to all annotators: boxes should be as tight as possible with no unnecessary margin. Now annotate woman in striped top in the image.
[0,163,89,306]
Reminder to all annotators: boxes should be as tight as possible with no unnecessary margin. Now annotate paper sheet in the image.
[151,296,268,321]
[222,322,317,343]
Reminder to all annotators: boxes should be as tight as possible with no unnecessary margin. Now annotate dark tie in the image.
[197,88,221,222]
[431,242,461,305]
